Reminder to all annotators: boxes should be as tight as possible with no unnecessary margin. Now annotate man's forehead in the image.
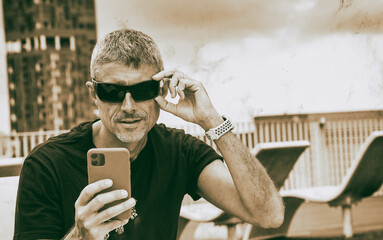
[98,63,157,84]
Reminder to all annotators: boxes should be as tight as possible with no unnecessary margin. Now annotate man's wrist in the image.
[199,113,224,131]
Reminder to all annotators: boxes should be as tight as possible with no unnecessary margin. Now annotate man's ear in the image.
[86,81,97,100]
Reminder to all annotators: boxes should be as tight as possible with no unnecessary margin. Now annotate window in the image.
[46,37,55,48]
[35,22,42,30]
[26,14,35,31]
[60,37,70,49]
[21,38,32,52]
[35,63,41,72]
[25,0,33,7]
[40,35,47,50]
[10,98,15,106]
[37,96,43,104]
[11,114,17,122]
[64,5,69,19]
[43,21,50,29]
[6,41,22,53]
[21,39,27,52]
[5,19,14,31]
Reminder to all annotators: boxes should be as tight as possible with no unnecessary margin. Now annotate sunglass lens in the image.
[95,80,159,102]
[96,83,126,102]
[130,81,160,101]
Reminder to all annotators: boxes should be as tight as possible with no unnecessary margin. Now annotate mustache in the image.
[114,112,147,121]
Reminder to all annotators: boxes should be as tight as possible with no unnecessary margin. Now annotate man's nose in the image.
[121,92,137,113]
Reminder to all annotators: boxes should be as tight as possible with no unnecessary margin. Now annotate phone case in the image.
[87,148,131,220]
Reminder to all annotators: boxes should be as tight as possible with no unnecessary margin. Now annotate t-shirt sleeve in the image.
[14,156,64,240]
[182,134,223,200]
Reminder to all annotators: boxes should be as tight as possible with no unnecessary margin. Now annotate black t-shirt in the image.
[14,121,222,240]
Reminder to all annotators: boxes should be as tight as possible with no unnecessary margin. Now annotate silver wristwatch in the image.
[205,115,234,140]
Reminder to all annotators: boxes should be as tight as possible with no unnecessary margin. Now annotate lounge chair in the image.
[178,140,310,240]
[0,157,24,177]
[243,131,383,239]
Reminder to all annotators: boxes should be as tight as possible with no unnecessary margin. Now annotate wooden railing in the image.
[166,121,257,151]
[1,110,382,196]
[252,110,383,196]
[0,130,68,158]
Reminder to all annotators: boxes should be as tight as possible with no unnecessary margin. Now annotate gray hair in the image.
[90,29,164,79]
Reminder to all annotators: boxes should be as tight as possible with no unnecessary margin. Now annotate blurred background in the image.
[0,0,383,239]
[1,0,383,134]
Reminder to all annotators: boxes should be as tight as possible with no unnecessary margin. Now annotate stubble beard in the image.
[113,111,149,143]
[115,125,148,143]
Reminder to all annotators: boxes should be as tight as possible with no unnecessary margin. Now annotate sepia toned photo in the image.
[0,1,382,239]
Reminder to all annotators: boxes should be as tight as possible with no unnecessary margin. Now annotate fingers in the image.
[165,72,184,98]
[177,81,186,100]
[153,70,190,99]
[152,69,178,80]
[169,73,182,98]
[93,198,136,224]
[76,179,113,207]
[155,96,177,115]
[162,79,170,97]
[87,189,129,213]
[73,180,136,239]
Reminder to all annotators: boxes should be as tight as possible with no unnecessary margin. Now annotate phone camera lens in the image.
[89,153,105,166]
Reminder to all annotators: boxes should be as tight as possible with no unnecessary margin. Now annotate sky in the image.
[94,0,383,126]
[1,0,383,134]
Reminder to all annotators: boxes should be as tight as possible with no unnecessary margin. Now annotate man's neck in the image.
[92,120,148,161]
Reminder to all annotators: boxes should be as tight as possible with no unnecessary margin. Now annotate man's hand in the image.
[153,69,223,130]
[64,179,136,240]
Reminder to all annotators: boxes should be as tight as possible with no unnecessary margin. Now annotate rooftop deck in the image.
[286,196,383,239]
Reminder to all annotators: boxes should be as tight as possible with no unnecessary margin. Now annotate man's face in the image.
[93,63,160,143]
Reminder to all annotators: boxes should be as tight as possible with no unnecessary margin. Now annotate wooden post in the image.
[23,135,29,157]
[227,224,243,240]
[309,117,329,186]
[342,204,353,238]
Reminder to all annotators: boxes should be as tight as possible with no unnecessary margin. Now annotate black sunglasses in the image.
[92,79,160,103]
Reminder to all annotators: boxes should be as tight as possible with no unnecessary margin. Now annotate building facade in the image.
[3,0,97,132]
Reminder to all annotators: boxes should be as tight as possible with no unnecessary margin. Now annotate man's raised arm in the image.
[153,69,284,228]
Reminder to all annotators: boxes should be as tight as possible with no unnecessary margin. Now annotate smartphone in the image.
[87,148,131,220]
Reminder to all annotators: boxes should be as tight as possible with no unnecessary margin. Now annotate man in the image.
[14,29,284,240]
